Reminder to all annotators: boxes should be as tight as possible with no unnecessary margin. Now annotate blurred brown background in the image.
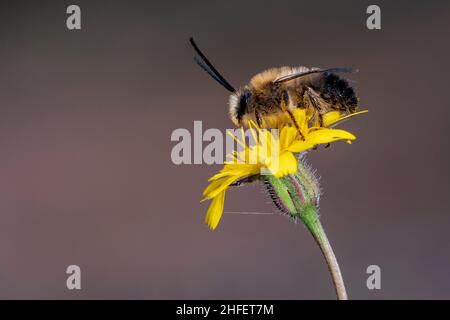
[0,0,449,299]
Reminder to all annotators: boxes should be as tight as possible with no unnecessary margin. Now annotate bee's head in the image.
[229,88,252,126]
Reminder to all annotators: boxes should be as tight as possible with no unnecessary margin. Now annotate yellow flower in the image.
[202,109,366,230]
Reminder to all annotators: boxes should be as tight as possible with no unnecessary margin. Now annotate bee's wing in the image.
[274,67,358,84]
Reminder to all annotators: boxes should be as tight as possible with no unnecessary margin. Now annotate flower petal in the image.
[291,108,308,133]
[209,163,261,181]
[287,128,355,152]
[202,178,227,199]
[203,174,239,199]
[205,191,226,230]
[286,140,315,153]
[307,128,356,145]
[323,110,369,128]
[268,151,298,178]
[279,126,298,150]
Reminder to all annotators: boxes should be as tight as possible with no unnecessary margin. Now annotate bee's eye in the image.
[236,89,251,122]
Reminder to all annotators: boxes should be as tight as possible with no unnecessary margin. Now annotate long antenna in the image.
[189,37,236,93]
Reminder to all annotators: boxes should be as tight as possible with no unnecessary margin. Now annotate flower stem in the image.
[300,206,348,300]
[264,171,348,300]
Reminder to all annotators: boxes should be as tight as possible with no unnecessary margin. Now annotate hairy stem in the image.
[265,169,348,300]
[300,206,348,300]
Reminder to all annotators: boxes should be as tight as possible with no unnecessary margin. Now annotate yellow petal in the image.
[203,174,239,199]
[291,108,308,133]
[203,162,262,200]
[267,151,298,178]
[226,129,247,149]
[307,128,356,145]
[323,110,369,127]
[205,191,226,230]
[202,178,227,199]
[291,108,307,123]
[209,163,260,181]
[279,126,298,151]
[207,167,238,182]
[256,130,276,164]
[286,140,315,154]
[287,128,356,153]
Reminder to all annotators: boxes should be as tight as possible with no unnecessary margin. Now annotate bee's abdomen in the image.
[319,73,358,112]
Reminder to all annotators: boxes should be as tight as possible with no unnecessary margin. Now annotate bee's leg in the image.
[230,175,259,186]
[313,112,330,149]
[280,90,305,140]
[318,112,324,127]
[304,87,328,127]
[316,112,330,148]
[315,112,331,151]
[310,109,323,127]
[286,109,305,140]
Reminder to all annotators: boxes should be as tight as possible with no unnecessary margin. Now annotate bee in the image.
[189,37,359,136]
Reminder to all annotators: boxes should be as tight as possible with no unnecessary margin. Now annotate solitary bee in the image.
[190,37,359,133]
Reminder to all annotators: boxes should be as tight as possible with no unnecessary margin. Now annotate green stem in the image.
[299,206,348,300]
[263,166,348,300]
